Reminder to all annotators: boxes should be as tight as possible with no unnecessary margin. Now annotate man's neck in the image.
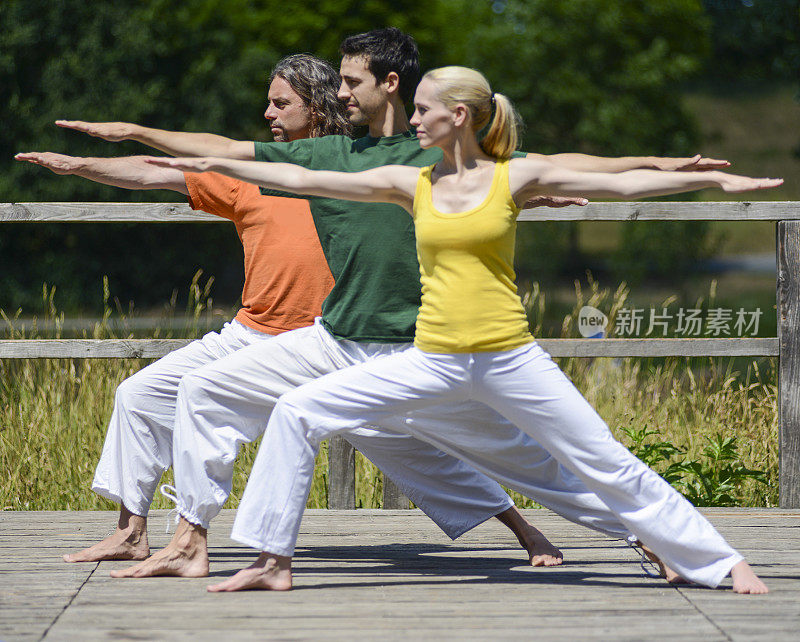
[368,98,412,138]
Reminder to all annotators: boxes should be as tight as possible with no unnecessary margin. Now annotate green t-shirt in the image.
[255,131,439,342]
[255,132,524,342]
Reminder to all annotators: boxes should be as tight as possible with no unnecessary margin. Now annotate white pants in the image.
[232,342,742,588]
[92,320,270,515]
[93,320,513,535]
[174,319,634,540]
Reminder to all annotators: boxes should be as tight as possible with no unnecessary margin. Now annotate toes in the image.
[208,578,242,592]
[530,553,562,567]
[110,566,139,578]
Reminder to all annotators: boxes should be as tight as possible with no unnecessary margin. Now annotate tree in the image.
[701,0,800,82]
[427,0,713,282]
[1,0,715,309]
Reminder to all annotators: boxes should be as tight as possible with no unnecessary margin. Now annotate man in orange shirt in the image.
[20,54,562,566]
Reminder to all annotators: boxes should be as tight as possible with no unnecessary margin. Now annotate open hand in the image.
[719,174,783,193]
[655,154,731,172]
[15,152,81,174]
[55,120,133,142]
[523,195,589,208]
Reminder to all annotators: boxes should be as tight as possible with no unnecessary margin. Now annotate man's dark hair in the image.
[339,27,420,104]
[270,54,352,138]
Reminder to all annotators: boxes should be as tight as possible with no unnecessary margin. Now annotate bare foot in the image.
[637,541,687,584]
[64,507,149,562]
[495,506,563,567]
[730,560,768,594]
[521,525,563,567]
[110,517,208,578]
[207,553,292,592]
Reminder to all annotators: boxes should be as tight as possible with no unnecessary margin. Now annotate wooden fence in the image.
[2,201,799,508]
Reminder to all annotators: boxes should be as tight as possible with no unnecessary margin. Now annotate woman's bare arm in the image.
[527,152,730,173]
[144,156,419,211]
[509,157,782,204]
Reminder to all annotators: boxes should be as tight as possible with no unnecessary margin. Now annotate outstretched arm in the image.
[54,120,255,160]
[527,152,730,173]
[144,156,418,210]
[15,152,188,194]
[510,157,782,203]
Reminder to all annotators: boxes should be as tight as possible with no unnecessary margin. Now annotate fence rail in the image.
[0,337,780,359]
[3,202,799,508]
[3,201,800,222]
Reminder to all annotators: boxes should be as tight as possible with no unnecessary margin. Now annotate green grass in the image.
[0,280,779,511]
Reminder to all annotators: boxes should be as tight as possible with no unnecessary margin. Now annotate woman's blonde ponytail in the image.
[481,93,519,159]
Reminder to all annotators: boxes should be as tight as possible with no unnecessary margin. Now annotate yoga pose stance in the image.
[47,28,738,582]
[147,65,777,594]
[17,54,563,566]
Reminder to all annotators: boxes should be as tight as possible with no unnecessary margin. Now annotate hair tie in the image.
[491,93,497,106]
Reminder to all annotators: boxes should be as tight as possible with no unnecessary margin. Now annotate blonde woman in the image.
[146,66,778,594]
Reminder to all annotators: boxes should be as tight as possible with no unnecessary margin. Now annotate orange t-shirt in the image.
[185,172,334,335]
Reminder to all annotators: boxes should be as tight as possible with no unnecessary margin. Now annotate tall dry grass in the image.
[0,278,778,511]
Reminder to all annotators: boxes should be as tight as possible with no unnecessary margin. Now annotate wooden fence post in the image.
[383,477,409,509]
[778,221,800,508]
[328,436,355,509]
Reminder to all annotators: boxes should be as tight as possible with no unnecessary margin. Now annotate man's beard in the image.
[347,103,376,127]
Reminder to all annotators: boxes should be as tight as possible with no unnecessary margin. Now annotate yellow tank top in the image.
[412,159,534,353]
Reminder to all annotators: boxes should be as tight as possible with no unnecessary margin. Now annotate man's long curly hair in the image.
[270,54,352,138]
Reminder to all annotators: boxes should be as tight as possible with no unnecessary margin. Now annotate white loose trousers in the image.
[93,320,271,515]
[172,319,513,535]
[93,319,513,536]
[172,319,635,539]
[232,342,742,588]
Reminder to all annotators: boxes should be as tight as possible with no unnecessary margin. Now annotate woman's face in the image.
[410,78,457,149]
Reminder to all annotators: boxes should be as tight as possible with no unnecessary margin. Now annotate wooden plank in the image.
[517,201,800,222]
[778,221,800,508]
[0,202,218,222]
[382,477,410,510]
[536,337,778,357]
[328,435,356,510]
[4,510,800,640]
[0,339,192,358]
[3,201,799,223]
[0,338,779,359]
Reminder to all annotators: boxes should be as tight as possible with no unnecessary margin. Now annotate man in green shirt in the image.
[61,28,723,581]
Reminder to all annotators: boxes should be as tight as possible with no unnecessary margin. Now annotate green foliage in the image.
[443,0,710,156]
[442,0,713,283]
[2,0,718,308]
[673,434,768,507]
[621,425,767,507]
[701,0,800,82]
[610,219,720,284]
[620,426,686,485]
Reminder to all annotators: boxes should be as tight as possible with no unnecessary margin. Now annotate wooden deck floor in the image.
[1,509,799,641]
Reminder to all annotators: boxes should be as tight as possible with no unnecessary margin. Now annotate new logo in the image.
[578,305,608,338]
